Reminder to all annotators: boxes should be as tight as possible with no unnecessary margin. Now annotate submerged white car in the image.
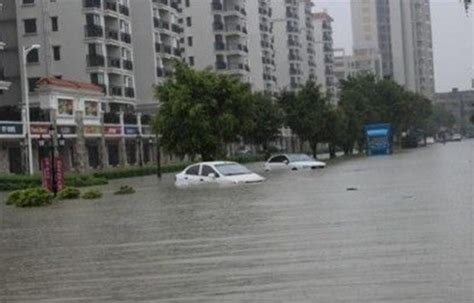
[264,153,326,171]
[175,161,265,187]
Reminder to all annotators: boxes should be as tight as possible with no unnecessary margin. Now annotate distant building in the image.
[351,0,435,98]
[435,88,474,134]
[312,11,336,104]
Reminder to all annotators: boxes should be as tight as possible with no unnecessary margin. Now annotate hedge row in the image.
[0,175,108,192]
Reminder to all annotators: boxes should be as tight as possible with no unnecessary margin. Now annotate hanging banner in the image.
[41,157,53,191]
[54,156,65,192]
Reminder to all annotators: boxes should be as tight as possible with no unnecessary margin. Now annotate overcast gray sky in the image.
[313,0,473,93]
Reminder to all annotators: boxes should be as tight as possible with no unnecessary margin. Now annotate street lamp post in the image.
[136,135,143,167]
[22,44,41,175]
[155,135,162,179]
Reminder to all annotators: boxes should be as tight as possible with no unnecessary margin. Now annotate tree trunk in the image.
[262,142,271,161]
[310,141,318,159]
[329,143,337,159]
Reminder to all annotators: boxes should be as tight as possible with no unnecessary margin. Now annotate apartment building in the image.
[181,0,276,93]
[131,0,184,109]
[273,0,302,90]
[183,0,250,84]
[299,0,316,83]
[0,0,136,111]
[351,0,435,97]
[312,11,336,104]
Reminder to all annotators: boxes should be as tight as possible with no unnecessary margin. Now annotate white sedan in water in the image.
[175,161,265,187]
[264,153,326,172]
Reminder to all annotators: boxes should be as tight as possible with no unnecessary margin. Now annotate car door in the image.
[200,165,220,185]
[183,164,201,185]
[267,155,290,170]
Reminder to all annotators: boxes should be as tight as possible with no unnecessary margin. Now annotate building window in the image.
[53,46,61,61]
[26,49,39,63]
[185,0,190,7]
[28,77,40,92]
[22,0,35,5]
[186,17,192,27]
[51,16,58,31]
[187,36,193,47]
[24,19,37,34]
[189,56,194,66]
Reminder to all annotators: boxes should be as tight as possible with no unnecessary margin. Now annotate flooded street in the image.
[1,142,473,302]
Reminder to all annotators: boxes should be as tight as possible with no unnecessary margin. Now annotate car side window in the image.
[201,165,218,177]
[270,156,288,163]
[185,165,200,175]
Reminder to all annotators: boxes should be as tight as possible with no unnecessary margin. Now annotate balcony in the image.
[119,4,130,16]
[171,24,183,34]
[87,54,105,67]
[124,87,135,98]
[120,32,131,44]
[109,86,123,96]
[211,1,223,11]
[107,57,121,68]
[213,22,224,31]
[104,1,117,12]
[106,30,119,40]
[215,61,227,70]
[123,59,133,70]
[84,0,101,9]
[85,24,104,38]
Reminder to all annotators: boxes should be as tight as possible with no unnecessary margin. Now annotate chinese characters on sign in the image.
[0,123,23,135]
[55,156,65,192]
[41,158,53,191]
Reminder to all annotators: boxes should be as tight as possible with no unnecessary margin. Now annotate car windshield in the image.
[287,154,314,162]
[215,163,252,176]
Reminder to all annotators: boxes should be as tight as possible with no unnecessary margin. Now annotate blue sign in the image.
[0,123,23,135]
[124,126,139,135]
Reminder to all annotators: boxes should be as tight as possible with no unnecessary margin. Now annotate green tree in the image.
[154,63,254,161]
[278,81,329,158]
[244,92,283,158]
[338,74,433,150]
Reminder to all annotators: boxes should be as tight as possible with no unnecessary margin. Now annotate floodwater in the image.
[1,141,473,302]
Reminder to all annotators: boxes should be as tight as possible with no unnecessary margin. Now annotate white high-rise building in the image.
[273,0,316,90]
[182,0,276,93]
[131,0,184,110]
[312,11,336,104]
[351,0,435,97]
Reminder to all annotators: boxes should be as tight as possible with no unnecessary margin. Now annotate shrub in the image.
[114,185,135,195]
[57,187,81,200]
[6,188,53,207]
[82,189,103,200]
